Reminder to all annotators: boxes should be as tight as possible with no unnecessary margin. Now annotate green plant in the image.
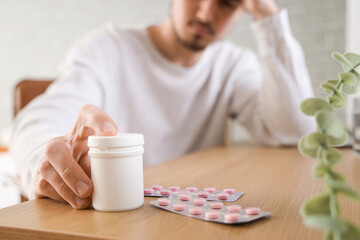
[298,52,360,240]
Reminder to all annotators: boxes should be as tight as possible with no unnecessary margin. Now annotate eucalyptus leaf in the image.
[300,98,333,116]
[316,111,345,138]
[324,231,334,240]
[344,52,360,68]
[327,93,346,108]
[321,82,337,94]
[298,137,318,158]
[327,131,349,146]
[304,133,328,148]
[332,52,352,70]
[302,193,331,217]
[320,147,341,166]
[328,180,360,201]
[339,222,360,240]
[339,72,356,85]
[327,79,339,85]
[299,132,327,158]
[326,222,360,240]
[311,161,329,178]
[342,83,358,94]
[327,171,346,183]
[304,214,346,232]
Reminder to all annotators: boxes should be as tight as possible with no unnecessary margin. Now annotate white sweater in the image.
[11,10,315,198]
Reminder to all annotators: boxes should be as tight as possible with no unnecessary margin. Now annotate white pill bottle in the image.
[87,133,145,211]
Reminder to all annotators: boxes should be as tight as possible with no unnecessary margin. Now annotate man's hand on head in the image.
[33,104,118,209]
[242,0,280,20]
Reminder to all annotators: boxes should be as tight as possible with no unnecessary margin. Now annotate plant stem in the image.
[329,188,341,240]
[324,65,345,239]
[323,148,341,239]
[325,171,341,239]
[335,80,343,89]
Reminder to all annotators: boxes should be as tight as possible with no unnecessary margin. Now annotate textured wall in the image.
[0,0,346,141]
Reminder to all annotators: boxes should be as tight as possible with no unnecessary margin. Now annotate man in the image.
[11,0,315,209]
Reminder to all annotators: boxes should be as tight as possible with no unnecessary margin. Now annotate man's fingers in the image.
[45,140,92,198]
[71,104,118,140]
[79,154,91,178]
[33,104,116,209]
[33,174,65,202]
[69,139,88,162]
[38,157,91,209]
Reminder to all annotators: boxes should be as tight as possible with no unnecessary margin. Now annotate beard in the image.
[171,18,215,52]
[174,32,206,51]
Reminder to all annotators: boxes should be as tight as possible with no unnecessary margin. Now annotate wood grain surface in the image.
[0,146,359,240]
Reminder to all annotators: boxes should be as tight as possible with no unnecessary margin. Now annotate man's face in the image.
[170,0,244,51]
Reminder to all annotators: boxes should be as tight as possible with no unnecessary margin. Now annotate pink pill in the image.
[205,211,220,220]
[227,205,242,213]
[197,191,209,198]
[169,186,180,192]
[210,202,223,209]
[193,198,206,206]
[179,193,191,201]
[152,185,163,191]
[225,213,241,222]
[204,187,217,194]
[173,203,186,211]
[160,189,171,196]
[217,192,229,200]
[158,198,171,206]
[189,207,203,215]
[144,188,155,194]
[186,186,198,193]
[223,188,235,194]
[246,207,261,215]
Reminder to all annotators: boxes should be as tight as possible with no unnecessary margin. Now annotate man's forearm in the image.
[251,9,316,144]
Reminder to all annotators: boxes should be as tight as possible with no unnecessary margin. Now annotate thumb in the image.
[100,122,118,135]
[71,104,118,140]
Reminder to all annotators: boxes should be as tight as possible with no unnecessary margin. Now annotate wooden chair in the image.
[14,79,54,117]
[13,79,54,201]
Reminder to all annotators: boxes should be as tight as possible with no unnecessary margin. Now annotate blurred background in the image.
[0,0,359,208]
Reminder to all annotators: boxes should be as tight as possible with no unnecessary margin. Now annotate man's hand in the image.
[33,104,118,209]
[242,0,280,20]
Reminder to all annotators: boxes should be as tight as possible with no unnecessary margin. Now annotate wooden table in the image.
[0,146,359,240]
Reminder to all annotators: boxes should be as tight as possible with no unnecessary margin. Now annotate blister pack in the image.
[144,185,244,202]
[150,195,271,225]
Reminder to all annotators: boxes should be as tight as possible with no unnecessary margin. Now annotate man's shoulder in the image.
[82,23,147,46]
[62,24,149,69]
[105,23,147,40]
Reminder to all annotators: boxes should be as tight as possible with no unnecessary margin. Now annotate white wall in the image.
[0,0,347,140]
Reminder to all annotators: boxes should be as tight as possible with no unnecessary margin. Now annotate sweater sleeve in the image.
[9,28,112,199]
[229,9,316,146]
